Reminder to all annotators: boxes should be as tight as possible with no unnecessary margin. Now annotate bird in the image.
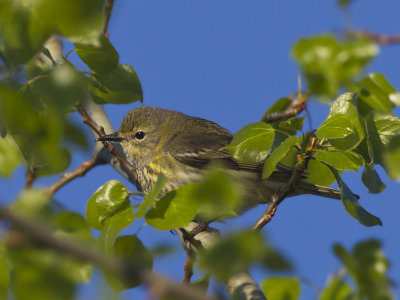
[97,106,343,215]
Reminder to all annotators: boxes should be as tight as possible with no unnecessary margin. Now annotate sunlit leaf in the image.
[261,277,300,300]
[225,122,275,163]
[279,115,305,131]
[317,93,364,150]
[86,180,133,230]
[314,149,363,171]
[263,136,298,179]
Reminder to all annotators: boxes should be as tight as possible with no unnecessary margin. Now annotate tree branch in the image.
[252,135,316,230]
[262,93,307,124]
[102,0,115,38]
[359,30,400,45]
[179,223,267,300]
[0,207,220,300]
[76,103,141,188]
[46,157,98,196]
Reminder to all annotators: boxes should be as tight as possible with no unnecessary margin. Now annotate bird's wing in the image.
[165,132,293,176]
[165,132,234,168]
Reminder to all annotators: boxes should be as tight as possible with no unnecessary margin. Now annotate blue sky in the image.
[1,0,400,299]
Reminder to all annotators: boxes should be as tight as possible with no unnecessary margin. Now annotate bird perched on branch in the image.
[98,106,342,214]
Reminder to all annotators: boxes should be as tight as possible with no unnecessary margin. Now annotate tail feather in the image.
[297,182,359,200]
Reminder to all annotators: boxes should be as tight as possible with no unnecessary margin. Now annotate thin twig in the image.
[262,93,308,124]
[46,157,98,196]
[252,135,316,230]
[76,104,140,188]
[103,0,115,38]
[0,206,220,300]
[24,168,37,189]
[183,241,196,284]
[359,30,400,45]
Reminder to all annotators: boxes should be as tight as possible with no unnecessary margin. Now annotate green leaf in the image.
[351,73,400,116]
[0,87,83,176]
[194,168,242,220]
[50,211,94,283]
[0,134,22,177]
[333,240,393,300]
[263,136,298,179]
[317,114,356,139]
[279,115,305,131]
[10,264,75,300]
[28,61,89,111]
[262,97,291,118]
[190,274,210,291]
[86,180,133,230]
[293,35,378,97]
[105,235,153,291]
[317,93,364,150]
[225,122,276,163]
[0,0,50,64]
[11,188,51,218]
[362,165,386,193]
[75,33,119,74]
[134,173,165,218]
[198,231,291,281]
[337,0,354,8]
[314,150,363,171]
[145,183,199,230]
[261,277,300,300]
[31,0,104,42]
[319,277,354,300]
[304,159,337,186]
[90,64,143,104]
[383,135,400,181]
[8,211,97,300]
[0,245,9,300]
[323,163,382,226]
[356,112,400,180]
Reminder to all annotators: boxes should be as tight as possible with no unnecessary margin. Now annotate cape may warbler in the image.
[98,106,342,213]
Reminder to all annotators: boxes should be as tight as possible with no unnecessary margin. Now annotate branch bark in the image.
[180,223,267,300]
[0,207,220,300]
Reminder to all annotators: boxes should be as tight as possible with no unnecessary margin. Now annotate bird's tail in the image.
[296,182,359,200]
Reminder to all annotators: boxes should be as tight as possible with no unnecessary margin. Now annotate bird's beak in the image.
[97,132,125,142]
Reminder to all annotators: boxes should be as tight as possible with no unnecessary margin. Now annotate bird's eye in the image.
[135,131,145,140]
